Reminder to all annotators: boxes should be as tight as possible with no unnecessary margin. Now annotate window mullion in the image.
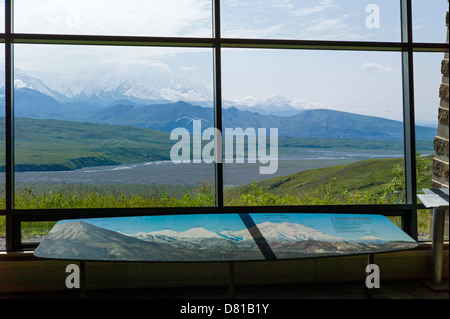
[5,0,19,251]
[213,0,223,207]
[400,0,418,239]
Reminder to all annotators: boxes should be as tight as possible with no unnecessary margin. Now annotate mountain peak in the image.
[178,227,222,239]
[257,221,342,242]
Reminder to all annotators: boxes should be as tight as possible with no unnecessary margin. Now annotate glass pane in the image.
[14,44,215,209]
[21,221,56,245]
[413,0,448,43]
[221,49,416,206]
[221,0,400,42]
[414,51,449,240]
[14,0,212,37]
[387,216,403,231]
[0,0,4,33]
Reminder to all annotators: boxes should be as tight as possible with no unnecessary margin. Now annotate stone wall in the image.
[431,5,449,189]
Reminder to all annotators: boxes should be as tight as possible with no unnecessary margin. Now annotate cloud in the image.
[293,0,338,17]
[14,0,211,37]
[222,23,286,39]
[362,62,393,72]
[180,66,197,72]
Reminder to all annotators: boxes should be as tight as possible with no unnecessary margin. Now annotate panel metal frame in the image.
[1,0,448,251]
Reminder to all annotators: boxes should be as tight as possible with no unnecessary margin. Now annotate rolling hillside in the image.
[225,156,432,200]
[0,116,434,173]
[0,117,172,172]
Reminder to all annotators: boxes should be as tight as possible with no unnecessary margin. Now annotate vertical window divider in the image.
[400,0,418,239]
[5,0,19,251]
[213,0,223,208]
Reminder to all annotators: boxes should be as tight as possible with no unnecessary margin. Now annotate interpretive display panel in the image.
[34,213,417,262]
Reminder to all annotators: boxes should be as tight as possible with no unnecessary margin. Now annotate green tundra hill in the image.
[0,117,172,172]
[225,155,433,203]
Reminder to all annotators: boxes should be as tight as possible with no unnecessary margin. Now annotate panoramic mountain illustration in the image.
[34,217,417,262]
[34,220,265,262]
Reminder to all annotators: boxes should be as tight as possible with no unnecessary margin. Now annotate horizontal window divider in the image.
[412,43,450,52]
[0,34,447,52]
[220,38,403,51]
[10,204,414,222]
[0,204,425,216]
[220,39,449,52]
[8,33,215,47]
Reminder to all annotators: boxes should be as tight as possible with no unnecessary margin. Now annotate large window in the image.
[1,0,448,250]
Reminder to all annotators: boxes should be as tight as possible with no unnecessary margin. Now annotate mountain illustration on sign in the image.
[34,220,417,262]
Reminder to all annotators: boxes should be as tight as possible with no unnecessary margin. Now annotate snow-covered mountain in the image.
[256,221,343,242]
[6,65,213,107]
[127,221,393,245]
[4,67,304,116]
[130,226,252,242]
[354,235,387,244]
[129,221,345,243]
[223,95,307,116]
[14,70,65,100]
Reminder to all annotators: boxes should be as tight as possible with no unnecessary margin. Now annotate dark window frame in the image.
[1,0,448,251]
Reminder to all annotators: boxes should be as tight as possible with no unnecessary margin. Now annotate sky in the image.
[2,0,448,123]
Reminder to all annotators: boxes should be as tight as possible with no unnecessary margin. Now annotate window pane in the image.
[413,0,448,43]
[414,52,449,240]
[221,49,416,206]
[14,0,212,37]
[221,0,400,42]
[21,221,56,246]
[0,0,4,33]
[14,44,215,209]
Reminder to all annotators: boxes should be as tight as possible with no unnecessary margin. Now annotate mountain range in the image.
[34,221,264,262]
[0,86,437,140]
[129,221,384,244]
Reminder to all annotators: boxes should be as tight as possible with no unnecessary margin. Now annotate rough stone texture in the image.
[443,59,449,77]
[432,6,449,189]
[431,180,444,189]
[440,83,449,101]
[433,159,449,179]
[434,136,450,157]
[438,107,449,125]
